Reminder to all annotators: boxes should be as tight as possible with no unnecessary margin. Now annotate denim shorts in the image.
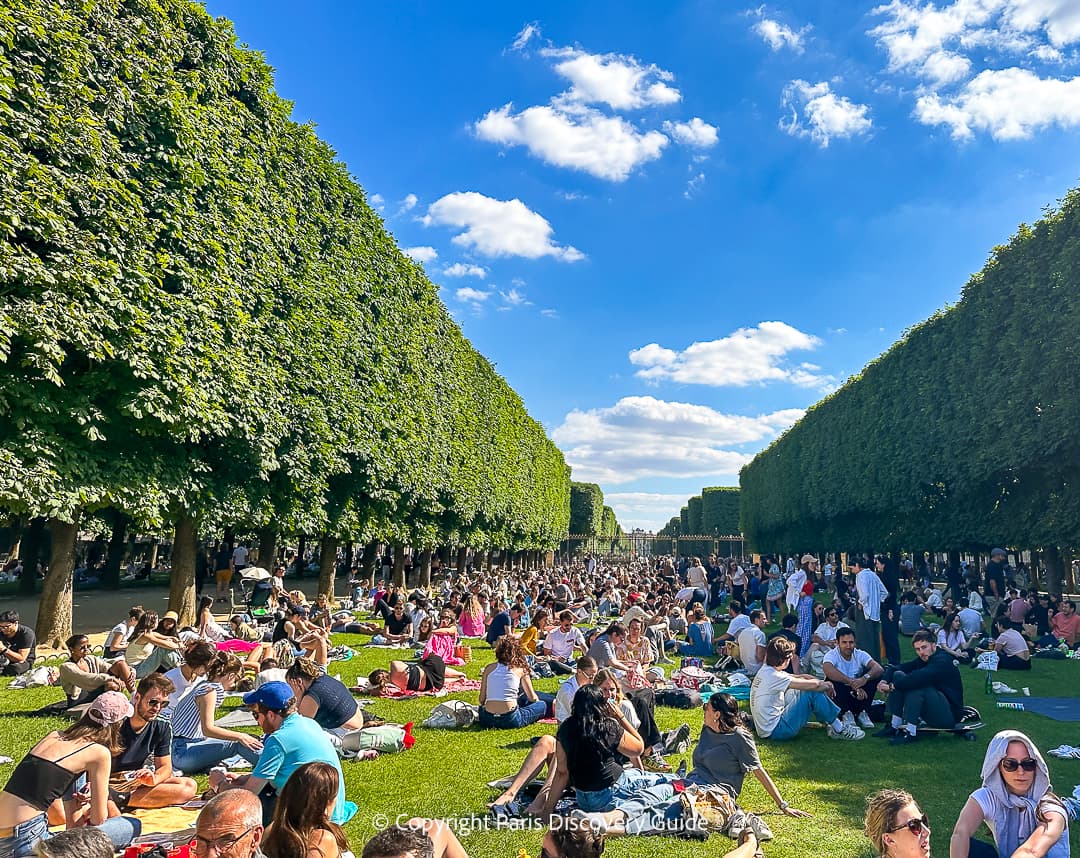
[0,813,49,858]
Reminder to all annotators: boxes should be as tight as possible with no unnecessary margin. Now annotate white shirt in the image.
[856,569,887,622]
[108,621,128,649]
[750,665,795,738]
[731,566,746,586]
[727,614,752,637]
[232,545,249,566]
[554,675,580,722]
[959,607,984,637]
[687,565,708,589]
[823,647,873,680]
[813,622,840,644]
[543,626,585,659]
[737,625,767,675]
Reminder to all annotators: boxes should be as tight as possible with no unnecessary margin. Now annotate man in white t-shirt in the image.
[749,636,865,742]
[542,611,587,675]
[717,601,751,647]
[736,610,768,676]
[232,543,249,573]
[822,626,883,730]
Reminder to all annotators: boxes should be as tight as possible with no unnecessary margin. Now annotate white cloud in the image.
[605,492,696,531]
[870,0,1080,84]
[369,193,385,211]
[443,262,488,278]
[423,191,584,261]
[543,48,682,110]
[403,246,438,263]
[500,288,530,306]
[512,21,542,51]
[662,117,719,147]
[541,308,559,318]
[915,66,1080,138]
[454,287,492,303]
[780,80,872,146]
[684,172,706,198]
[628,321,832,388]
[552,396,805,484]
[753,17,810,52]
[399,193,418,213]
[476,103,669,181]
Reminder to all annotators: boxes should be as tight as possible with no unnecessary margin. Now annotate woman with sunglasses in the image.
[865,788,931,858]
[950,730,1069,858]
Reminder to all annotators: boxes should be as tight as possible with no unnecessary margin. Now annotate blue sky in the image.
[207,1,1080,531]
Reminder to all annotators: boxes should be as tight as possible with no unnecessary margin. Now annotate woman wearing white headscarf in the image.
[949,729,1070,858]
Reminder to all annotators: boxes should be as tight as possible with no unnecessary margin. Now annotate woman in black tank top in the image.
[0,692,141,855]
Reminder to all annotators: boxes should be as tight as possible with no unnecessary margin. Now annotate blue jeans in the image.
[767,690,840,740]
[133,646,181,678]
[478,693,550,729]
[172,736,260,773]
[577,769,676,834]
[0,814,141,858]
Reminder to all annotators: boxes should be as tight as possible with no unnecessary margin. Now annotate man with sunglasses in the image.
[874,629,964,746]
[194,790,266,858]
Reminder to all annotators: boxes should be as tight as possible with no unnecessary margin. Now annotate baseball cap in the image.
[991,547,1006,558]
[243,680,294,710]
[800,554,817,565]
[87,691,134,725]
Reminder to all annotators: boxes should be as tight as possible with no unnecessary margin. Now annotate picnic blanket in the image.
[1005,697,1080,722]
[373,677,481,699]
[214,709,258,728]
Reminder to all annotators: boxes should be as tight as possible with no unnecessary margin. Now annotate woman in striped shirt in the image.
[170,652,263,774]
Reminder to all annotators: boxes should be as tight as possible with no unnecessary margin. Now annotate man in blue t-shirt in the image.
[485,604,522,646]
[215,682,352,825]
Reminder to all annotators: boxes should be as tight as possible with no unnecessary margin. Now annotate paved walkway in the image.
[7,577,330,636]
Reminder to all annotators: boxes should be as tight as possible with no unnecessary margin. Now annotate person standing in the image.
[855,558,887,661]
[214,542,234,601]
[983,549,1010,621]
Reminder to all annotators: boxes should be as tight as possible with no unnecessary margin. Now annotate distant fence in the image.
[557,533,745,564]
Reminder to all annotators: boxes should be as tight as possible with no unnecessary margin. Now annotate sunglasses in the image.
[888,813,930,835]
[1000,757,1038,772]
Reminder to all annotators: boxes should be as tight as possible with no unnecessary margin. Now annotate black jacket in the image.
[886,648,964,721]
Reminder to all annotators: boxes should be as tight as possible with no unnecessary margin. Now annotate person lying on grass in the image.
[367,652,466,695]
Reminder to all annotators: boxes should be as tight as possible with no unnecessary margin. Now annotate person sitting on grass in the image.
[0,692,142,856]
[197,596,230,642]
[749,636,865,742]
[210,682,353,826]
[420,611,466,666]
[194,790,265,858]
[542,610,587,676]
[367,653,465,696]
[262,761,351,858]
[477,636,552,729]
[0,610,36,677]
[822,626,884,731]
[360,819,468,858]
[937,612,973,664]
[988,618,1032,671]
[59,635,135,708]
[713,601,749,649]
[899,592,929,636]
[272,605,329,666]
[864,788,932,858]
[873,629,964,746]
[381,602,413,646]
[104,607,143,659]
[285,657,365,735]
[124,611,183,679]
[169,651,263,774]
[949,729,1069,858]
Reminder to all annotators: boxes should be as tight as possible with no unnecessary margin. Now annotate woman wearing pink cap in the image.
[0,691,141,858]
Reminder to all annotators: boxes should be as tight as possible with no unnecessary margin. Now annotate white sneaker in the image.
[842,711,856,728]
[828,723,866,741]
[857,711,875,730]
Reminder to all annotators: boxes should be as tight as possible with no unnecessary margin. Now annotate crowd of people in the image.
[1,546,1077,858]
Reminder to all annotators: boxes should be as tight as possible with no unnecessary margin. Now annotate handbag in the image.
[453,644,472,663]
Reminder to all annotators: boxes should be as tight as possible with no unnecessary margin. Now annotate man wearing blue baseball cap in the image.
[210,681,353,825]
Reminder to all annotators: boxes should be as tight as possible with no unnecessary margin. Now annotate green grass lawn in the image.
[3,624,1079,858]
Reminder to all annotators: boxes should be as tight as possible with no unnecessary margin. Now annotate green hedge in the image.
[740,187,1080,553]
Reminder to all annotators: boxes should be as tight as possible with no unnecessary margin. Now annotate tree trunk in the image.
[344,541,354,576]
[168,513,198,626]
[296,535,307,576]
[360,541,378,581]
[148,538,160,570]
[18,517,48,596]
[102,510,129,590]
[1044,546,1063,597]
[392,544,406,588]
[36,516,78,649]
[257,527,278,572]
[318,534,339,598]
[418,548,432,588]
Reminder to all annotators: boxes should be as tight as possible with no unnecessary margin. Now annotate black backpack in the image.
[657,687,702,709]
